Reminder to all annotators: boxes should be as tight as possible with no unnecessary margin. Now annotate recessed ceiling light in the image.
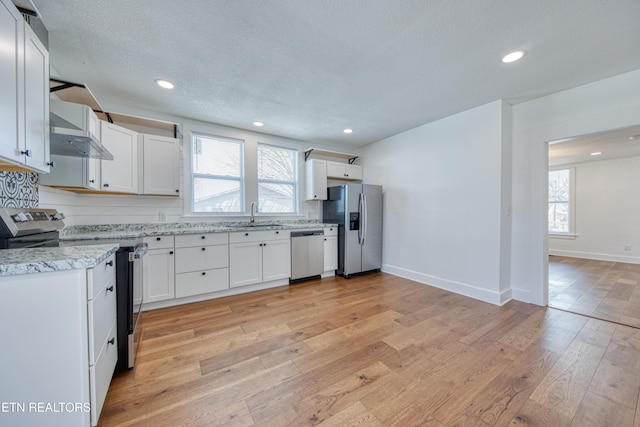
[590,151,602,156]
[156,79,174,89]
[253,121,264,127]
[501,50,526,63]
[343,129,353,134]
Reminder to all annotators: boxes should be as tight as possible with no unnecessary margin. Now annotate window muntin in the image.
[257,144,297,213]
[548,169,570,233]
[191,134,244,213]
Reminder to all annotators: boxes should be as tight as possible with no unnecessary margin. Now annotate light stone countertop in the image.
[0,244,119,277]
[59,220,338,241]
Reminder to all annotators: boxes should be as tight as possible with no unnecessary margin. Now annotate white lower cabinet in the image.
[323,227,338,272]
[0,252,117,427]
[174,233,229,298]
[142,236,175,303]
[229,230,291,288]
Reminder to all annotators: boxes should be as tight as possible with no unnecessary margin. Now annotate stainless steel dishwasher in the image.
[290,229,324,282]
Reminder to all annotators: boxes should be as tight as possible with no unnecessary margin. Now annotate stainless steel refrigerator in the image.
[323,184,383,277]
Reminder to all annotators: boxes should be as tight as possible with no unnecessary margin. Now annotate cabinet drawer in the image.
[87,276,117,365]
[229,229,289,243]
[144,235,174,250]
[324,226,338,236]
[175,245,228,273]
[175,268,229,298]
[89,320,117,427]
[87,253,116,300]
[175,232,228,248]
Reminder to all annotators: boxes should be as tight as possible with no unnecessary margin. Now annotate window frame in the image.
[548,167,576,237]
[256,143,299,214]
[190,132,245,215]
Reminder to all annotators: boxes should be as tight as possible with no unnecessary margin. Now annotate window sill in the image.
[548,233,577,240]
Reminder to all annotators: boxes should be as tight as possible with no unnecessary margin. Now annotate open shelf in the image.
[303,148,359,164]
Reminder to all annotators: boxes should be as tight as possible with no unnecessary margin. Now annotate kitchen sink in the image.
[232,223,283,228]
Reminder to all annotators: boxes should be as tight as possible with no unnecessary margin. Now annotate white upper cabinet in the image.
[326,161,362,180]
[23,23,50,173]
[0,1,50,173]
[305,159,327,200]
[100,121,139,194]
[141,134,180,196]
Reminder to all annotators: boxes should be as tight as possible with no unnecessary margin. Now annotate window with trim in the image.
[257,144,297,213]
[548,168,571,234]
[191,133,244,213]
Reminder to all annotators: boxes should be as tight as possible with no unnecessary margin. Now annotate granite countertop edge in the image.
[60,222,339,241]
[0,244,119,277]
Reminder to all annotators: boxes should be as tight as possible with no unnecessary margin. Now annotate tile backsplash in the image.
[0,172,38,208]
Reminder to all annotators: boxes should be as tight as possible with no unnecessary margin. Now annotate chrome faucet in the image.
[250,202,257,224]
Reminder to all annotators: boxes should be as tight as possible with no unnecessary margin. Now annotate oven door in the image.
[128,243,147,368]
[2,231,59,249]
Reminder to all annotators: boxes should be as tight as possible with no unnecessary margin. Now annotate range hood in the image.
[49,99,114,160]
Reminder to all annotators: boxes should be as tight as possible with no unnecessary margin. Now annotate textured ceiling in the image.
[29,0,640,148]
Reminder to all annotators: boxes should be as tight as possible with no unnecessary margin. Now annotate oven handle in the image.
[130,242,148,261]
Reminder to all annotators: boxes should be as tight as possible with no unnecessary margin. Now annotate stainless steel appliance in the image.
[323,184,383,277]
[290,229,324,282]
[0,207,146,372]
[0,207,65,248]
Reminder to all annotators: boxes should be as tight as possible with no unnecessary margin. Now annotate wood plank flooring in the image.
[99,273,640,426]
[549,255,640,328]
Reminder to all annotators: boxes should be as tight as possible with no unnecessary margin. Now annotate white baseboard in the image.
[381,263,505,306]
[549,249,640,265]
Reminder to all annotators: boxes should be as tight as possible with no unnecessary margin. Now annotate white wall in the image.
[511,68,640,305]
[549,156,640,264]
[360,100,512,305]
[40,105,346,225]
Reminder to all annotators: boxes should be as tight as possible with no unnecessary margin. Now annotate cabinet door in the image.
[305,159,327,200]
[262,239,291,282]
[229,241,262,288]
[324,235,338,272]
[142,248,175,303]
[326,161,345,179]
[142,134,180,195]
[0,0,24,165]
[100,121,139,193]
[87,157,100,189]
[345,164,362,180]
[23,24,49,173]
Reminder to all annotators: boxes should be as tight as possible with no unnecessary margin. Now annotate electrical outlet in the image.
[624,244,632,251]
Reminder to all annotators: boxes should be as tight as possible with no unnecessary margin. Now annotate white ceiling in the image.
[549,125,640,167]
[28,0,640,148]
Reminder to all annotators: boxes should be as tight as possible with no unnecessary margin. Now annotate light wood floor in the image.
[549,255,640,328]
[100,273,640,426]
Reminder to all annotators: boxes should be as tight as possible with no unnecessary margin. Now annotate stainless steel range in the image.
[0,208,146,372]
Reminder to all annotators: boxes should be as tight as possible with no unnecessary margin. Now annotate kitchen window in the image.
[257,144,297,213]
[548,168,574,235]
[191,133,244,213]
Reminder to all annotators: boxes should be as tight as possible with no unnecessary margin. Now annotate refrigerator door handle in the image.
[362,194,367,246]
[358,192,363,244]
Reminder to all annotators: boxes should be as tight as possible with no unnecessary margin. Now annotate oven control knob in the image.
[51,212,66,221]
[14,213,29,222]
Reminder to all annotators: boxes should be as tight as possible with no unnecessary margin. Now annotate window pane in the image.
[193,177,241,213]
[549,169,569,202]
[548,169,570,233]
[193,136,241,177]
[258,145,295,181]
[258,183,295,213]
[549,202,569,233]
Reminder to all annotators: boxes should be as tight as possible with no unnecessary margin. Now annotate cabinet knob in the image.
[103,183,110,188]
[107,285,114,292]
[156,237,161,241]
[275,231,279,234]
[201,247,206,251]
[263,243,267,246]
[106,260,114,267]
[245,233,249,236]
[108,338,115,345]
[47,161,56,168]
[176,189,180,193]
[201,235,206,239]
[89,179,95,183]
[324,238,327,241]
[201,272,206,276]
[21,149,32,157]
[259,243,263,247]
[169,251,174,255]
